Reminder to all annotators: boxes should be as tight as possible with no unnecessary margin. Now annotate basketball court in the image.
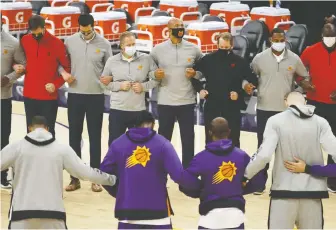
[1,101,336,229]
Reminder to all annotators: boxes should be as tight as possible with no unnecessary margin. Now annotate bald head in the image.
[168,18,183,29]
[209,117,230,140]
[285,92,306,107]
[168,17,185,41]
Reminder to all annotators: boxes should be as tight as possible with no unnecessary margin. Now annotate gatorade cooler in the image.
[85,0,112,12]
[114,0,153,22]
[40,6,81,37]
[187,21,229,53]
[0,2,32,31]
[250,7,292,31]
[135,16,171,51]
[48,0,69,7]
[91,12,127,41]
[209,2,250,35]
[159,0,199,22]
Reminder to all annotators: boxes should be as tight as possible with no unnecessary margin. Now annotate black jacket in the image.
[191,50,258,110]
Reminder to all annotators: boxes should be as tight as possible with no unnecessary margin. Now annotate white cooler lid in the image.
[250,7,290,16]
[0,2,32,10]
[91,12,127,21]
[137,16,172,25]
[160,0,198,7]
[116,0,151,2]
[210,2,250,12]
[40,6,81,15]
[187,21,229,31]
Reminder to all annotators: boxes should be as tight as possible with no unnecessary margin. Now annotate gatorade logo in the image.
[167,8,174,17]
[121,4,129,11]
[162,27,169,39]
[218,13,226,21]
[111,22,119,34]
[62,17,71,28]
[211,32,220,44]
[15,12,24,23]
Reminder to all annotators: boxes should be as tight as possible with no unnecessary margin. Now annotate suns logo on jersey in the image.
[212,161,237,184]
[126,146,151,168]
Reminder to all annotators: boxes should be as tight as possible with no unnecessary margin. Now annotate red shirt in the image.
[300,42,336,104]
[21,31,70,100]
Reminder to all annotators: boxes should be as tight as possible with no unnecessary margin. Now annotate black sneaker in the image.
[1,180,12,189]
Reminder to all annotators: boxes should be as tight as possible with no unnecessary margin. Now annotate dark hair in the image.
[135,111,155,127]
[28,15,45,30]
[270,27,285,37]
[78,14,94,27]
[31,116,48,127]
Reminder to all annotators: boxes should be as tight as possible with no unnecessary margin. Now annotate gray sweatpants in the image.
[10,218,66,229]
[269,199,323,229]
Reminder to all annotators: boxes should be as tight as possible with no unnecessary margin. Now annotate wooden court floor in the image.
[1,101,336,229]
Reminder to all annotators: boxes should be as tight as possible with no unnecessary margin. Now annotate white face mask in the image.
[272,42,286,52]
[124,46,136,57]
[323,37,336,47]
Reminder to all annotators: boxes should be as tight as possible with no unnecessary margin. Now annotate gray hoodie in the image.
[245,105,336,199]
[0,128,116,222]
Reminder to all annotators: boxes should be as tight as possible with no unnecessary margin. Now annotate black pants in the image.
[204,102,241,148]
[158,104,195,168]
[68,93,104,171]
[256,109,280,189]
[108,109,144,147]
[24,97,58,137]
[1,98,12,181]
[307,100,336,188]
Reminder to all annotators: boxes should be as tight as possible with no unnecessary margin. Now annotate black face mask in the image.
[171,28,185,39]
[218,48,231,56]
[32,33,43,41]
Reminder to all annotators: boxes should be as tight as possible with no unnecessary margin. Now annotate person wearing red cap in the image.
[299,23,336,193]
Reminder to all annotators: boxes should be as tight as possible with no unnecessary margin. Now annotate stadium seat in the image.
[285,40,293,51]
[198,2,209,16]
[285,24,308,55]
[240,20,269,60]
[232,35,250,59]
[151,10,171,17]
[31,0,49,15]
[202,15,224,22]
[68,1,90,15]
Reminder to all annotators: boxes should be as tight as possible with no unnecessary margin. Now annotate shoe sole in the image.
[1,185,12,189]
[65,185,81,192]
[328,188,336,193]
[253,192,265,195]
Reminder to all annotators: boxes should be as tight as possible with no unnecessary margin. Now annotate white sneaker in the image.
[328,187,336,193]
[1,181,12,189]
[253,190,265,195]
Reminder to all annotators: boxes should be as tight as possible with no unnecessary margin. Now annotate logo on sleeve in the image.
[212,161,237,184]
[126,146,151,168]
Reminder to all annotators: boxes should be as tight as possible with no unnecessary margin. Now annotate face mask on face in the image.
[32,33,43,41]
[171,28,185,39]
[323,37,336,47]
[124,46,136,57]
[271,42,286,52]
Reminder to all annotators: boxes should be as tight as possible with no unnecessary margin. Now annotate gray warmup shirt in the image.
[63,33,112,94]
[1,31,26,99]
[150,39,203,106]
[245,105,336,199]
[102,52,158,111]
[251,48,309,112]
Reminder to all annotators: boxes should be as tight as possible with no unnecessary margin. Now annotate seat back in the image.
[202,15,224,22]
[240,20,269,59]
[152,10,171,17]
[285,40,293,51]
[285,24,308,55]
[232,35,249,59]
[68,1,90,15]
[31,0,49,15]
[198,2,209,16]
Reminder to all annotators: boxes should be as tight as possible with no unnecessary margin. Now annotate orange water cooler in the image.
[187,21,229,53]
[114,0,154,22]
[159,0,200,22]
[209,2,250,35]
[250,7,294,31]
[91,11,127,42]
[0,2,32,32]
[48,0,69,7]
[40,6,80,37]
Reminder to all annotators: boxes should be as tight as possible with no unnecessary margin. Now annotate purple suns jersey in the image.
[100,128,200,221]
[180,139,266,215]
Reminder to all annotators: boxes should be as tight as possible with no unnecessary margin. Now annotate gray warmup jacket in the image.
[251,48,309,112]
[0,128,116,222]
[150,39,203,106]
[102,52,158,111]
[1,31,26,99]
[245,105,336,199]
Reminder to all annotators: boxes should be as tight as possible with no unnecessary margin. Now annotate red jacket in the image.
[21,31,70,100]
[300,42,336,104]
